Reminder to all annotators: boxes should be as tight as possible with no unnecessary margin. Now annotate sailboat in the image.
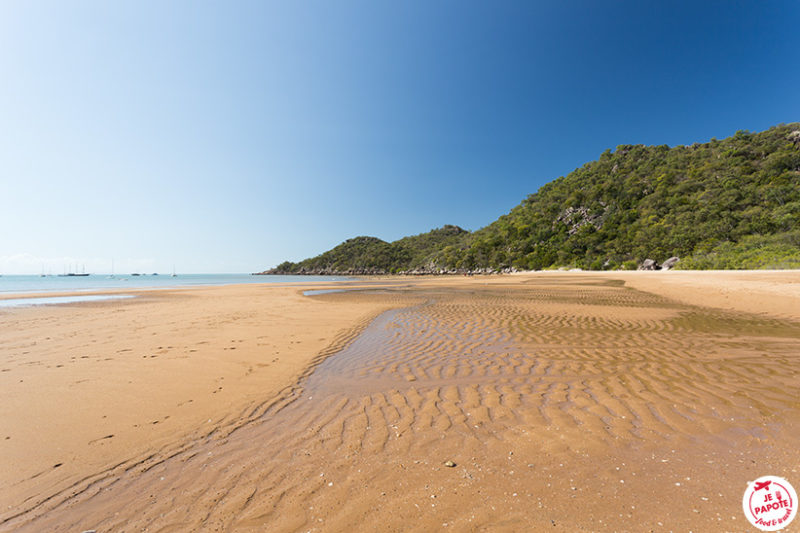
[107,259,115,279]
[71,264,89,277]
[171,264,177,277]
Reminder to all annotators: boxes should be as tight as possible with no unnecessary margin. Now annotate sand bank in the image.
[2,272,799,532]
[615,269,800,320]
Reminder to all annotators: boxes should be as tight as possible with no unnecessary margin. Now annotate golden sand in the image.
[1,272,799,531]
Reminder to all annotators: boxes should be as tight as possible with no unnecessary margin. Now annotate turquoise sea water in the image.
[0,274,351,295]
[0,294,137,308]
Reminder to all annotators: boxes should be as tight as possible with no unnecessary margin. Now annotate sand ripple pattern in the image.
[6,278,800,532]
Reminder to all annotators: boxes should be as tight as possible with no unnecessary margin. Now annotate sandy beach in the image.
[1,271,799,532]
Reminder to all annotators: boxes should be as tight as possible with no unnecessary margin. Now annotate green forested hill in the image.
[262,123,800,274]
[267,225,470,274]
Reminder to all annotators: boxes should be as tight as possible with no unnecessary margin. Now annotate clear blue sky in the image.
[1,1,798,274]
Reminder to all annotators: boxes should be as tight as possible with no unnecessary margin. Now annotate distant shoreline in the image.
[0,273,353,296]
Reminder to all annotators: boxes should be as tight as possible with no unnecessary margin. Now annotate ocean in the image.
[0,273,352,295]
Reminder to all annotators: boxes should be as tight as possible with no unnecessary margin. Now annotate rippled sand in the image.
[3,274,800,532]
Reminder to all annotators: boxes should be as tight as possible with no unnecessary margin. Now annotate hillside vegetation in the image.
[262,123,800,274]
[268,225,469,274]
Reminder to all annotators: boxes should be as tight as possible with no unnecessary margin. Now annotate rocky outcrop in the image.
[638,259,660,271]
[661,257,680,270]
[255,266,389,276]
[555,205,607,235]
[398,266,518,276]
[255,266,520,276]
[638,257,679,271]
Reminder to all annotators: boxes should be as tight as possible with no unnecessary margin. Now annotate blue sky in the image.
[1,1,798,274]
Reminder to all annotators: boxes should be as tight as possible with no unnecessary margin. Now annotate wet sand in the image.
[2,272,799,531]
[0,283,402,524]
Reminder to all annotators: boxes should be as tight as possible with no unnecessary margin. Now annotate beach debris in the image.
[444,460,456,468]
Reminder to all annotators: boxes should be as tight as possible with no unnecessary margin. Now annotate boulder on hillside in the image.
[661,256,679,270]
[638,259,660,271]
